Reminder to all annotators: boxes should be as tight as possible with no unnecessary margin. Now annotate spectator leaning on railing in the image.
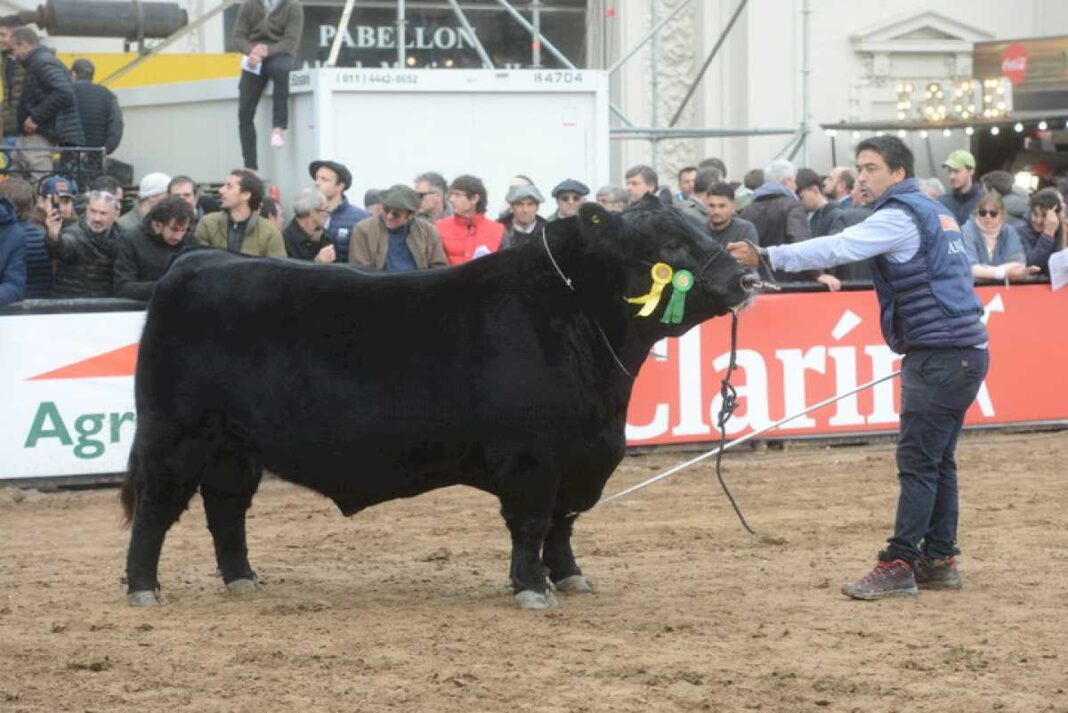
[961,192,1039,283]
[46,189,122,298]
[113,195,196,301]
[0,176,46,298]
[1017,187,1065,276]
[0,194,25,305]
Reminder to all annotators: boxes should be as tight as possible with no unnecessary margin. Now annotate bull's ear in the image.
[576,202,616,244]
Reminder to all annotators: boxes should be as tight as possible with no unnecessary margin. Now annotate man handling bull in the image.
[728,136,989,600]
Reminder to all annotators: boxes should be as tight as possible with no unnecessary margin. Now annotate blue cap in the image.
[39,175,78,197]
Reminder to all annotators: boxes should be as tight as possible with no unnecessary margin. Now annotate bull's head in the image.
[569,195,756,339]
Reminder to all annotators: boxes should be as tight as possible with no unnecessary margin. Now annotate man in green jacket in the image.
[195,169,284,257]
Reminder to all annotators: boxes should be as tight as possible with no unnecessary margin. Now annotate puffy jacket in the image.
[740,182,812,281]
[47,219,123,298]
[2,52,25,136]
[435,213,504,265]
[72,80,123,153]
[323,197,369,263]
[0,198,26,305]
[21,218,52,298]
[114,219,197,300]
[18,46,85,146]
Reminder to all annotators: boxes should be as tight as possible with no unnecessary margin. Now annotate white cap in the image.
[139,172,172,200]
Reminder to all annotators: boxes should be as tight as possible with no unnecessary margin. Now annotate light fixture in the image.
[965,126,975,136]
[919,130,929,139]
[876,130,885,137]
[1038,120,1048,131]
[852,130,861,139]
[942,128,952,137]
[1014,122,1024,133]
[991,126,1000,136]
[897,129,907,138]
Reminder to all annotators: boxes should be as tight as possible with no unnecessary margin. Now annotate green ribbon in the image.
[660,269,694,324]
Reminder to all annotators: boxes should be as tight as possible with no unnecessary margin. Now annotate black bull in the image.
[121,197,754,608]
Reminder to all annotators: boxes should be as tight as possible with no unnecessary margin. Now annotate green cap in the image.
[380,184,421,213]
[942,150,976,170]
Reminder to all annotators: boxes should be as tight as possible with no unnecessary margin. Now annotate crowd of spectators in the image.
[2,142,1067,307]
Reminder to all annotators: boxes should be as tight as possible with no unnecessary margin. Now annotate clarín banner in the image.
[1,286,1065,481]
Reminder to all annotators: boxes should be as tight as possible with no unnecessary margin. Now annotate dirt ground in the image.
[1,429,1067,713]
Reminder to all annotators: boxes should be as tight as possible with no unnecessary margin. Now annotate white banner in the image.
[0,311,145,480]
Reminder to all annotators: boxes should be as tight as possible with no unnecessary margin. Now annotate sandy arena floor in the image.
[1,429,1067,713]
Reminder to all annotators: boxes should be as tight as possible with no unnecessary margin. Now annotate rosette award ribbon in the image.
[626,262,673,317]
[660,269,694,325]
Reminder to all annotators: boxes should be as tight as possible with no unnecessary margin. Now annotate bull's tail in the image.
[120,443,145,528]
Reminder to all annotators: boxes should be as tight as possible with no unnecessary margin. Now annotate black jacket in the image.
[73,80,122,153]
[114,220,197,300]
[18,46,85,146]
[808,201,846,238]
[47,219,122,298]
[740,183,812,282]
[500,215,548,249]
[282,217,333,261]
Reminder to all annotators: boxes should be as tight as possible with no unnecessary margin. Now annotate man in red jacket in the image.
[435,175,503,265]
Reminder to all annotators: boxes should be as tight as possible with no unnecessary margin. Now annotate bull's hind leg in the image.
[201,452,262,596]
[543,513,593,594]
[124,420,206,606]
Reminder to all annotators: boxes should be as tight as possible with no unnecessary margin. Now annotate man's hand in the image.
[45,208,63,242]
[1001,262,1041,281]
[251,43,269,59]
[246,53,261,69]
[1042,208,1060,236]
[314,244,336,264]
[23,116,36,134]
[727,240,761,268]
[816,273,842,292]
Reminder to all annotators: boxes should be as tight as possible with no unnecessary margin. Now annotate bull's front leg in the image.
[502,511,556,609]
[543,512,593,594]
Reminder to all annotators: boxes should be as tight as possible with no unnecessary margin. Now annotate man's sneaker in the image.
[914,555,962,590]
[841,558,918,600]
[271,128,285,149]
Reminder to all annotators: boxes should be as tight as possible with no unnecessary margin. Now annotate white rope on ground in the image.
[592,369,903,510]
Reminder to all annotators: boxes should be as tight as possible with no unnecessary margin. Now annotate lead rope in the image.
[714,309,756,534]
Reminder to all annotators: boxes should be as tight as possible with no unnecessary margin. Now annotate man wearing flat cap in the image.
[548,179,589,221]
[310,159,369,263]
[501,183,548,249]
[348,184,447,272]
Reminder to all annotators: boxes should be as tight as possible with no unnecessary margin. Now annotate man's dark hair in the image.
[0,15,21,28]
[706,181,736,201]
[414,171,447,195]
[259,195,281,221]
[168,175,197,194]
[698,157,728,179]
[90,175,122,195]
[743,168,765,190]
[855,136,915,178]
[693,169,722,195]
[11,27,38,46]
[794,168,823,193]
[1029,186,1062,213]
[677,165,697,181]
[0,176,35,220]
[231,169,264,211]
[625,164,658,189]
[449,175,488,213]
[145,194,195,229]
[981,170,1014,197]
[71,58,95,81]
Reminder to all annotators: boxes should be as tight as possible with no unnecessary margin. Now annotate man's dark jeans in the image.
[237,53,293,170]
[886,347,989,564]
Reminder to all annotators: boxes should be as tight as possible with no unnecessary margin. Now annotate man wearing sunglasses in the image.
[729,136,989,602]
[548,179,589,222]
[349,184,447,272]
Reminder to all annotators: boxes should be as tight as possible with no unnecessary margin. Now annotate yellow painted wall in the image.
[56,53,241,88]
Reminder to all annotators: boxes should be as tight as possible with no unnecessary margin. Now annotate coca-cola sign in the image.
[1001,43,1029,85]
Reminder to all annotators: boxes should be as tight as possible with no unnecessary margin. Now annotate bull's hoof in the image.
[225,578,258,596]
[127,590,161,607]
[555,574,593,594]
[514,589,558,610]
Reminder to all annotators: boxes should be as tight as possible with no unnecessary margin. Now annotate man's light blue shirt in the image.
[766,207,920,273]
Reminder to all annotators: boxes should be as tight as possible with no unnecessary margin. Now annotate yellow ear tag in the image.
[591,215,601,224]
[626,262,674,317]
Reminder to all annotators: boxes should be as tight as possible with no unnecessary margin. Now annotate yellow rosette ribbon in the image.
[626,262,674,317]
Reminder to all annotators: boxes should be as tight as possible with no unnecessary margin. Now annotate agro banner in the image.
[1,286,1065,481]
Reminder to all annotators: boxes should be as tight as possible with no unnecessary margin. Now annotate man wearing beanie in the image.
[118,172,170,234]
[349,184,447,272]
